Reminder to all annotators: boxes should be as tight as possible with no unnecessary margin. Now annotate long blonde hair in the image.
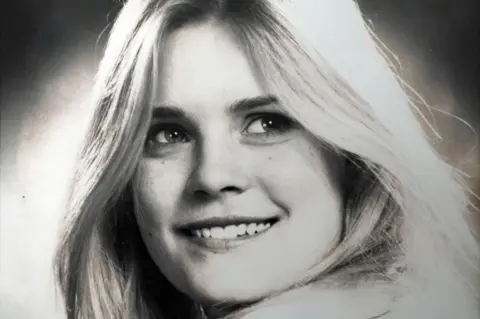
[54,1,479,318]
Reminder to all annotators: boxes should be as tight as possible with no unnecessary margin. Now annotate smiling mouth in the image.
[176,216,280,251]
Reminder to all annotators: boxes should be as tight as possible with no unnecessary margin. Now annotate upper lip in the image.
[175,215,280,231]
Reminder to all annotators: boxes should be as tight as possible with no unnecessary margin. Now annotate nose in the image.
[186,139,250,199]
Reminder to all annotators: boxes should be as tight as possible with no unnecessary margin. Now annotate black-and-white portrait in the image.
[1,1,479,318]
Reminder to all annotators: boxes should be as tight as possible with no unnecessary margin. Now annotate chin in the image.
[189,284,269,306]
[181,270,286,306]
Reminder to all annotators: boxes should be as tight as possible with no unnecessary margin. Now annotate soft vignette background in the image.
[1,1,479,318]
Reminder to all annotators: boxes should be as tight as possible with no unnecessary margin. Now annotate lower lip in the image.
[179,223,279,253]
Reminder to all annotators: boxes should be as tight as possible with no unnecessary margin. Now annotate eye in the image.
[244,113,294,135]
[147,124,190,145]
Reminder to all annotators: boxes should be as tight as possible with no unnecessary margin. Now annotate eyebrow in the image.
[152,94,278,119]
[227,94,278,114]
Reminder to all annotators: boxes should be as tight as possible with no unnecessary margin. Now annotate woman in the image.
[54,0,479,318]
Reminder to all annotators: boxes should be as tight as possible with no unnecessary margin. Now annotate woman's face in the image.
[134,21,342,305]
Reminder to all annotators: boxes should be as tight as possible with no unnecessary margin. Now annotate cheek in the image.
[252,142,343,253]
[255,142,341,206]
[133,158,190,226]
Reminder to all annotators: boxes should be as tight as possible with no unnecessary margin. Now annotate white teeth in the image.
[224,225,238,239]
[190,222,274,238]
[210,227,224,239]
[237,224,247,236]
[201,228,211,238]
[246,223,257,235]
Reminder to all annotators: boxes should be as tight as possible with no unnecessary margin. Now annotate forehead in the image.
[156,21,264,111]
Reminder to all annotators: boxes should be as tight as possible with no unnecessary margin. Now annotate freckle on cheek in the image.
[148,232,153,237]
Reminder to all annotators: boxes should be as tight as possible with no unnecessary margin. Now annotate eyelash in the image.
[145,112,296,150]
[243,112,295,137]
[146,123,190,147]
